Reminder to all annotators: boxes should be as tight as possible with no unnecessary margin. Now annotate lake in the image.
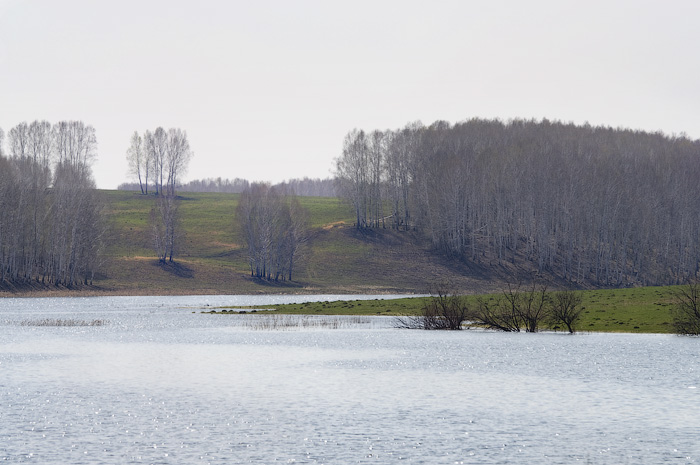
[1,295,698,464]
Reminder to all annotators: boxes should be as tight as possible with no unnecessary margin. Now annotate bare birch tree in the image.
[150,193,181,263]
[131,127,192,196]
[152,127,168,195]
[165,128,192,196]
[335,129,369,229]
[126,131,147,194]
[54,121,97,171]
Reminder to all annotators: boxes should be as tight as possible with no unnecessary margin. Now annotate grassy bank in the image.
[211,285,680,334]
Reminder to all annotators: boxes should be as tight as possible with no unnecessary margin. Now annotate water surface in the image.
[1,295,698,464]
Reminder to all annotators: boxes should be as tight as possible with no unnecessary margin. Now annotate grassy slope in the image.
[217,286,679,334]
[95,190,502,295]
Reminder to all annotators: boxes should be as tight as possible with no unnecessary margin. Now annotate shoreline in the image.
[1,286,684,335]
[0,287,423,299]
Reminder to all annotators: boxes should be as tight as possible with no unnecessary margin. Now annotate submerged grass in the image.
[18,319,108,327]
[207,313,371,330]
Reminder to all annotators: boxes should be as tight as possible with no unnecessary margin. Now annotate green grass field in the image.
[210,285,682,334]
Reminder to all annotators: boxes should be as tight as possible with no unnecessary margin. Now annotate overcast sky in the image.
[1,0,699,189]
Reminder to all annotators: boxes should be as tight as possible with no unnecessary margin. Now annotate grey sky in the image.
[1,0,698,189]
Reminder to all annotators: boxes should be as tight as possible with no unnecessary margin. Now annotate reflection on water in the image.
[1,295,699,464]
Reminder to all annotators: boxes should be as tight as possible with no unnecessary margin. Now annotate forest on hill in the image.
[2,118,700,294]
[335,118,700,287]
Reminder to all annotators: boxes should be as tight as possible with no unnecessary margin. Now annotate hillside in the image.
[337,119,700,287]
[81,190,523,296]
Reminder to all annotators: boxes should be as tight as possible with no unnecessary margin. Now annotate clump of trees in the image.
[236,183,309,281]
[126,128,192,263]
[396,281,584,333]
[671,279,700,336]
[474,284,583,333]
[475,282,549,332]
[150,194,181,263]
[395,283,470,330]
[0,121,104,288]
[126,127,192,196]
[335,119,700,286]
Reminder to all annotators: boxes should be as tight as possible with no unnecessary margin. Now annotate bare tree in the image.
[284,195,309,281]
[25,121,53,279]
[671,279,700,335]
[236,183,309,282]
[515,282,549,333]
[395,283,470,330]
[8,123,33,283]
[143,130,156,194]
[8,122,29,160]
[474,294,523,332]
[28,120,53,170]
[0,150,14,283]
[366,130,386,228]
[152,127,168,195]
[150,194,181,263]
[165,128,192,196]
[335,129,369,229]
[547,289,584,334]
[385,122,422,230]
[126,131,146,194]
[54,121,97,171]
[134,127,192,196]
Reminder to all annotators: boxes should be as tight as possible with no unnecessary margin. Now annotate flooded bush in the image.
[671,279,700,336]
[395,284,470,330]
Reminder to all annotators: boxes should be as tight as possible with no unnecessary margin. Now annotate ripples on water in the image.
[1,295,698,464]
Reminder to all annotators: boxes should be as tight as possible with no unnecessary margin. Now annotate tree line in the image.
[0,121,103,287]
[335,118,700,286]
[118,176,336,197]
